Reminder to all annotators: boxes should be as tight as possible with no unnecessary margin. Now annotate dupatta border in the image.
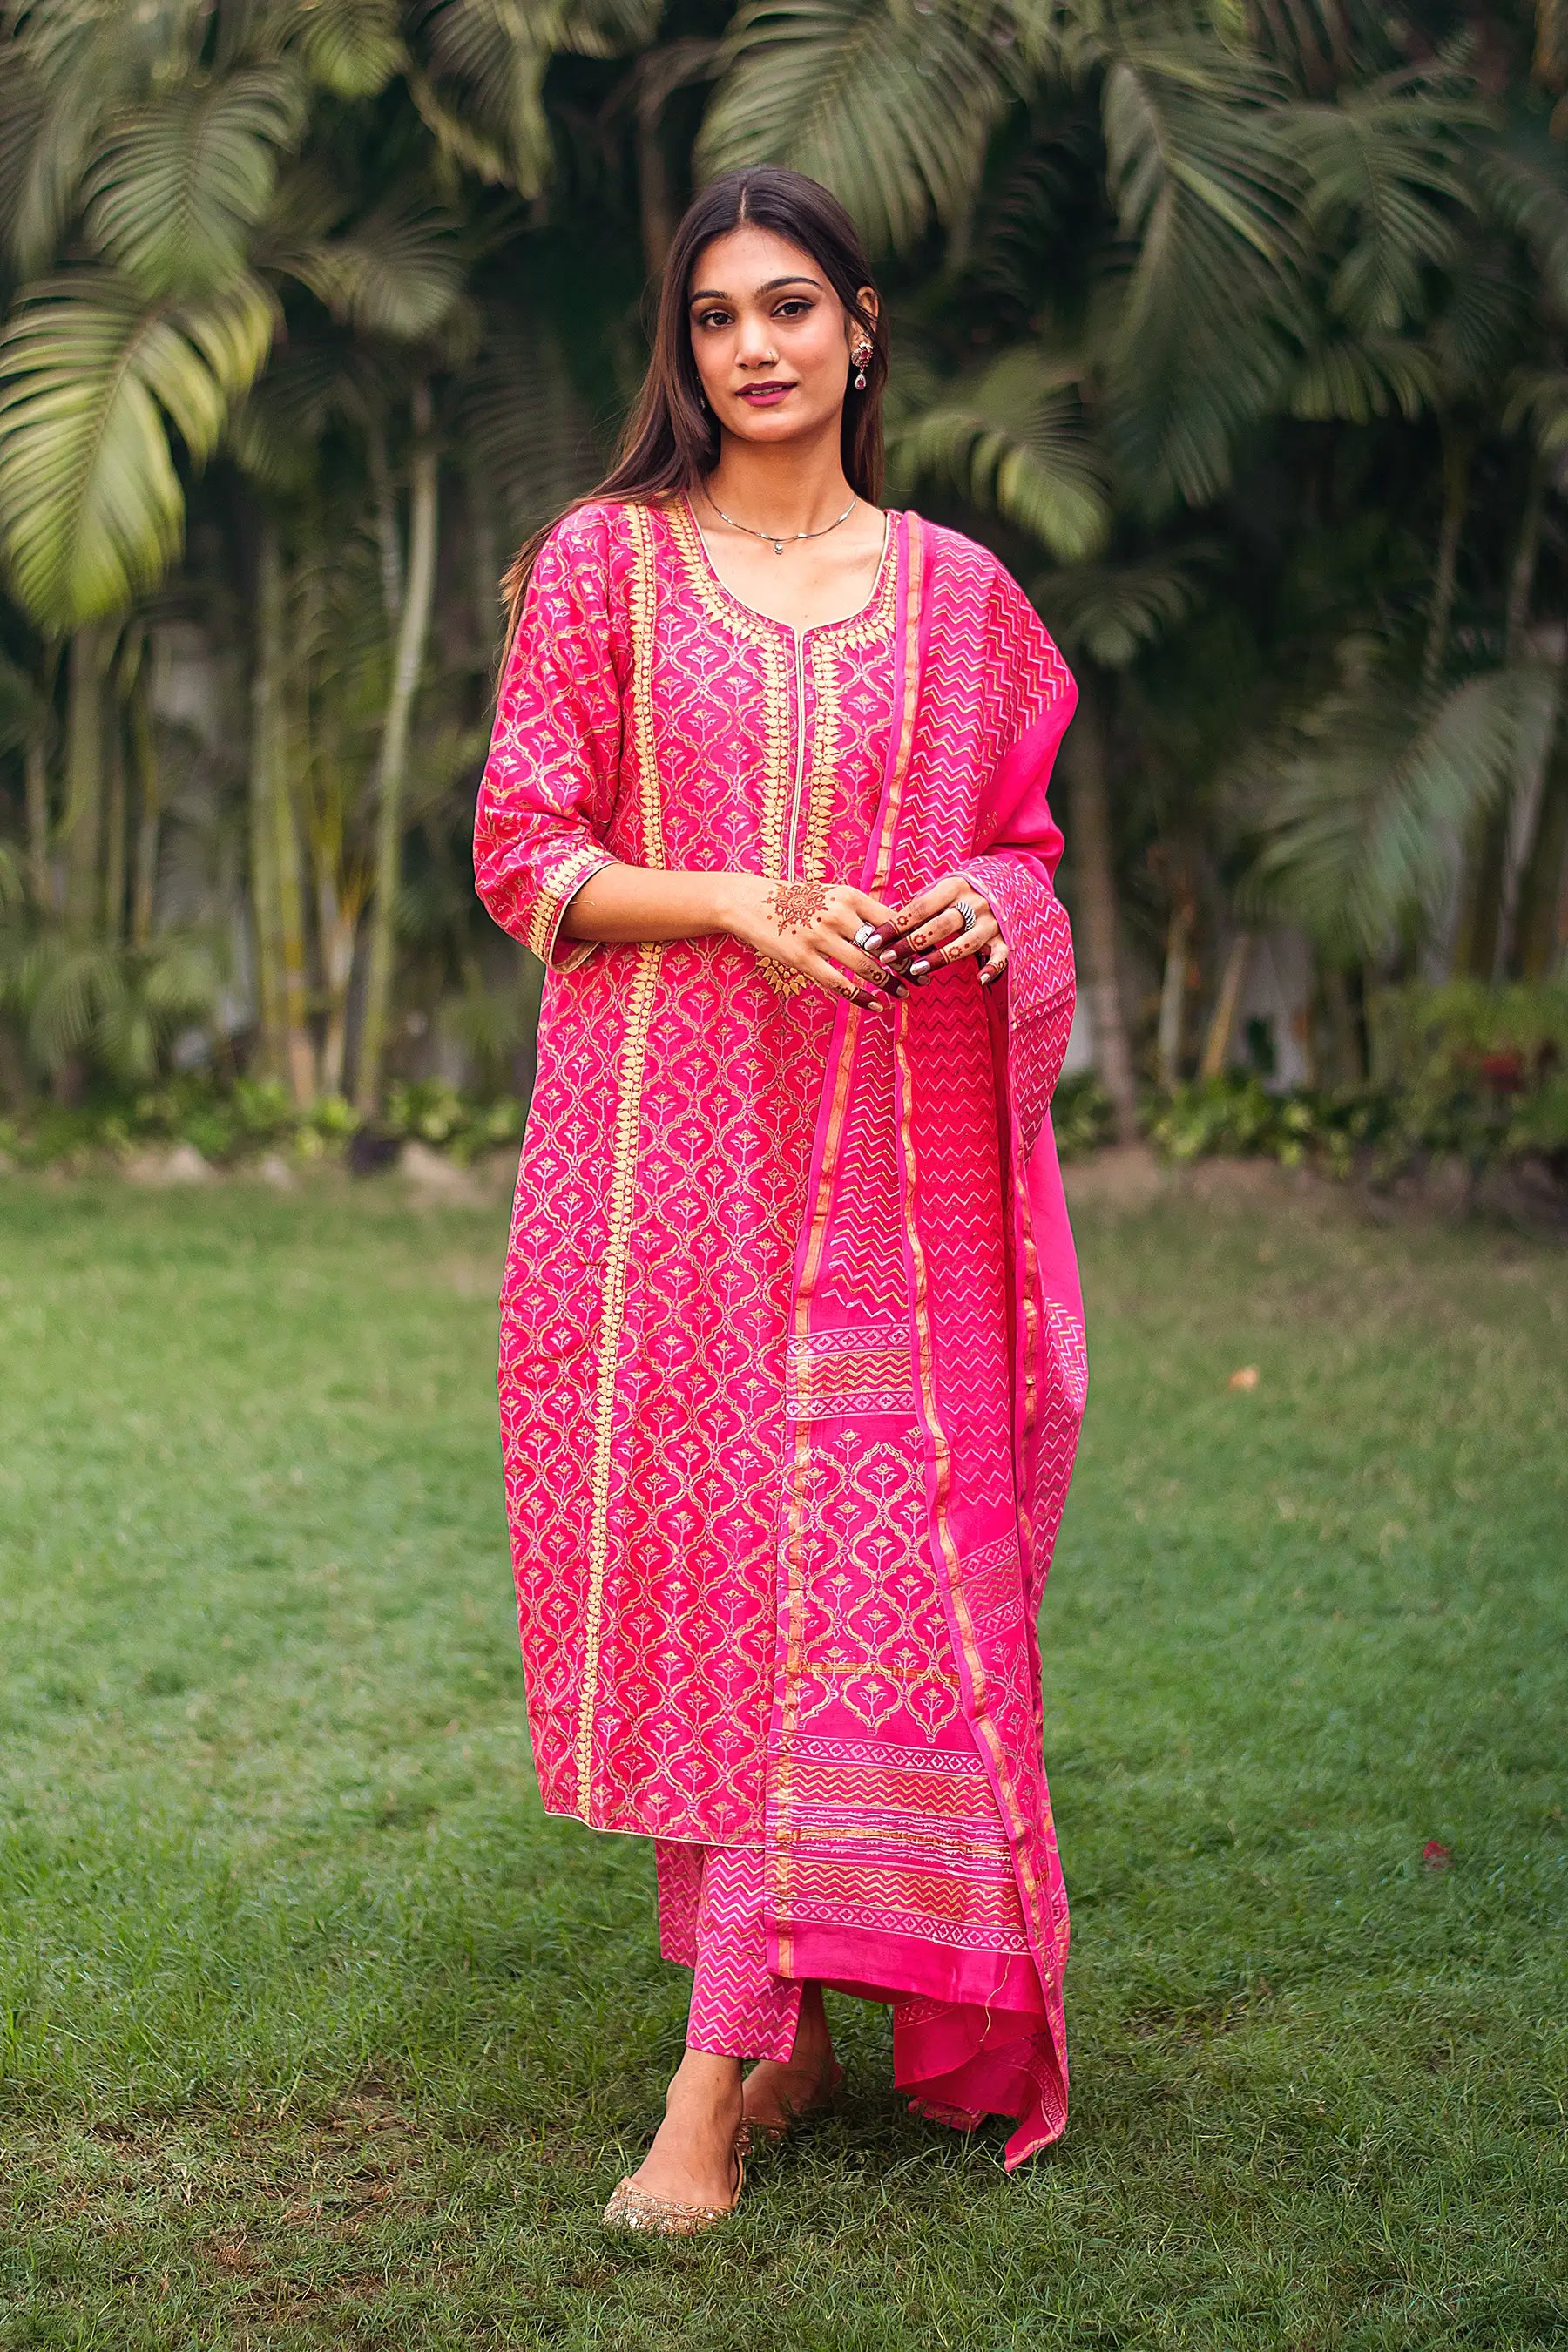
[770,512,923,1972]
[572,501,667,1807]
[889,1024,1060,1997]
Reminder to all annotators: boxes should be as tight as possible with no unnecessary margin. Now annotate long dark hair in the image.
[499,168,888,657]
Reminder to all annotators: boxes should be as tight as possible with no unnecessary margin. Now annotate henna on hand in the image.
[766,881,832,935]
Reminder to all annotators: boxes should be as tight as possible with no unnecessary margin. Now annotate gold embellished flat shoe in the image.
[737,2058,844,2153]
[602,2148,744,2237]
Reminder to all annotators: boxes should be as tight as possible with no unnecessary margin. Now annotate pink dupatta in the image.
[767,514,1083,2163]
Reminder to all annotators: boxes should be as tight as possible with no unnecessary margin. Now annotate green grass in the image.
[0,1168,1564,2350]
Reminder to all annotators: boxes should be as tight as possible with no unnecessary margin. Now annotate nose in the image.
[734,313,779,368]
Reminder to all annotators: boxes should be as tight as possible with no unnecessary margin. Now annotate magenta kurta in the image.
[474,494,1085,2164]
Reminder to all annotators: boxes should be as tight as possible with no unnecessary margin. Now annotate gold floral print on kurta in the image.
[664,496,897,996]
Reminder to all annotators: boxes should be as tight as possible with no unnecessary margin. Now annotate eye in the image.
[694,307,732,330]
[774,298,813,320]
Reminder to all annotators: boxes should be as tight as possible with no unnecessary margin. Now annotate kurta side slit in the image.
[474,497,1085,2166]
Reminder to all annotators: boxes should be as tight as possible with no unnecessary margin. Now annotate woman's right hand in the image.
[717,873,905,1009]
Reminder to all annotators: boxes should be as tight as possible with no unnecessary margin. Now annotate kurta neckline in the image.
[672,492,896,640]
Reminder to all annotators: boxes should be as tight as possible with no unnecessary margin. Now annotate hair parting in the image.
[497,168,887,663]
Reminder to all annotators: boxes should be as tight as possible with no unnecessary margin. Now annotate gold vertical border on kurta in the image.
[772,517,923,1969]
[573,502,666,1811]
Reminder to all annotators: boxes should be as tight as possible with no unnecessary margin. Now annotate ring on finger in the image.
[854,920,878,950]
[955,896,978,935]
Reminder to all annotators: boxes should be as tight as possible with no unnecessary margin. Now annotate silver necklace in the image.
[706,490,857,556]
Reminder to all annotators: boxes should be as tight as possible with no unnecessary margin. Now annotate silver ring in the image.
[854,921,877,949]
[955,897,978,935]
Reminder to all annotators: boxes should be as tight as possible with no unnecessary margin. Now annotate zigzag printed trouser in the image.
[654,1840,803,2062]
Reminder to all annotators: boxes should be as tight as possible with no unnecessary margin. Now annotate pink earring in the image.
[852,340,871,391]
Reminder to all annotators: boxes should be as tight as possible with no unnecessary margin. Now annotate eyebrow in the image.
[687,274,825,303]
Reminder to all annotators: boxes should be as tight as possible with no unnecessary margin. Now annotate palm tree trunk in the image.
[1492,475,1561,976]
[1156,886,1193,1090]
[637,58,675,276]
[1321,963,1365,1085]
[1199,933,1251,1082]
[1422,424,1476,977]
[274,657,316,1107]
[63,624,109,937]
[467,457,499,665]
[368,411,403,630]
[356,381,439,1117]
[1061,669,1139,1145]
[129,666,159,948]
[318,893,358,1099]
[103,702,126,942]
[1514,740,1568,978]
[249,523,287,1082]
[1423,423,1471,693]
[24,733,51,911]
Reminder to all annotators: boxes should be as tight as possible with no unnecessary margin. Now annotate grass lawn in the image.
[0,1166,1564,2350]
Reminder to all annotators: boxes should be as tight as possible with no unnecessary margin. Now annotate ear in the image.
[850,286,880,341]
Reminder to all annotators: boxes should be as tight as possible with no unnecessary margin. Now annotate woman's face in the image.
[686,224,874,449]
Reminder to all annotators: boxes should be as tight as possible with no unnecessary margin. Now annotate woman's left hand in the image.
[866,874,1009,990]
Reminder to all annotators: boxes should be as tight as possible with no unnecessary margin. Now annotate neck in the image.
[703,422,854,536]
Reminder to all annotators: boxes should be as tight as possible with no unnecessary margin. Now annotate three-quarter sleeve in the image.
[473,505,625,972]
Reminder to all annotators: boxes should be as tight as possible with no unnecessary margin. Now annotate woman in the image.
[473,166,1085,2232]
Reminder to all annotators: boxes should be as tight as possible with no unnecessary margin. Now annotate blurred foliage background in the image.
[2,0,1567,1177]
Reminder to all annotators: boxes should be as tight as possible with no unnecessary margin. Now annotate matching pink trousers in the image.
[653,1840,802,2063]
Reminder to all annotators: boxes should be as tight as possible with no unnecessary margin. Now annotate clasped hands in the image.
[725,871,1007,1010]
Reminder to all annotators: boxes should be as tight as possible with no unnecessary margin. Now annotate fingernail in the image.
[878,949,898,965]
[909,959,929,977]
[864,931,882,949]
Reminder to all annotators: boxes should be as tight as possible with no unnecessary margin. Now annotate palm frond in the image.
[286,199,465,340]
[1477,116,1568,309]
[1,922,220,1082]
[1504,366,1568,459]
[407,0,562,196]
[456,314,599,543]
[1290,332,1436,420]
[1289,67,1484,335]
[889,346,1109,561]
[1098,36,1305,506]
[272,0,406,97]
[1432,246,1528,396]
[697,0,1014,252]
[2,0,204,271]
[1033,550,1210,669]
[82,68,308,297]
[0,268,277,627]
[1240,659,1560,956]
